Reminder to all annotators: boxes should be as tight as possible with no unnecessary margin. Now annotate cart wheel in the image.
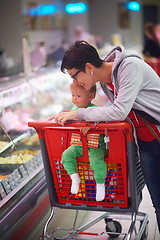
[105,219,122,238]
[140,221,149,240]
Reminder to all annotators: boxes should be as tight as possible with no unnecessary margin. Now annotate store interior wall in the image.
[120,5,143,50]
[0,0,160,77]
[0,0,23,73]
[21,0,90,49]
[88,0,119,46]
[21,0,66,52]
[65,10,89,45]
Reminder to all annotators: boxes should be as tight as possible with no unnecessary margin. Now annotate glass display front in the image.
[0,69,71,206]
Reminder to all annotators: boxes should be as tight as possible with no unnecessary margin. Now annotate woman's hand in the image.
[48,111,78,126]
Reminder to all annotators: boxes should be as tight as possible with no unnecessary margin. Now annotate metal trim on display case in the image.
[0,173,49,240]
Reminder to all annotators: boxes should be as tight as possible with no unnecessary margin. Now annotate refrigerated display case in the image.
[0,68,72,240]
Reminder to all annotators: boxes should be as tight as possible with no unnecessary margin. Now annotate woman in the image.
[49,41,160,231]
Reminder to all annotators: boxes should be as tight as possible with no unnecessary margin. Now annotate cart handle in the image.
[28,121,133,142]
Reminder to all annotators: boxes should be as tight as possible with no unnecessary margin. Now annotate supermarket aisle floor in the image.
[39,186,159,240]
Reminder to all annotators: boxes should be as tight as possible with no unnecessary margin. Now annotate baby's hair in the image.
[89,84,97,94]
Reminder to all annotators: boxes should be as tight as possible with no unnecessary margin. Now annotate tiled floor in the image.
[38,186,159,240]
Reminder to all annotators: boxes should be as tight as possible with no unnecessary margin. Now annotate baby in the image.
[62,82,107,201]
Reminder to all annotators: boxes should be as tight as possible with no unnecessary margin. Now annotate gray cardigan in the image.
[77,46,160,123]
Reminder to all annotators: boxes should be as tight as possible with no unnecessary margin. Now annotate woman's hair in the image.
[61,41,103,73]
[89,84,97,95]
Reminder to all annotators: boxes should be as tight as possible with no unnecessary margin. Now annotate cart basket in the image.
[28,121,145,214]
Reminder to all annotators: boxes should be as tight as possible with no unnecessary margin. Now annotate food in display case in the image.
[0,140,9,148]
[0,130,43,202]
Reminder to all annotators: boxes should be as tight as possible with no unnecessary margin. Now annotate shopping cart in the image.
[145,58,160,76]
[28,121,148,240]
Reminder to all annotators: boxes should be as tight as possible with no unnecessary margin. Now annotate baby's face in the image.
[71,84,92,108]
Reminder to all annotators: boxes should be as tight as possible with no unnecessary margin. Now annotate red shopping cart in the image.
[145,58,160,76]
[28,121,148,240]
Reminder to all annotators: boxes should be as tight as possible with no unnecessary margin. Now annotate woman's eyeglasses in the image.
[71,69,82,82]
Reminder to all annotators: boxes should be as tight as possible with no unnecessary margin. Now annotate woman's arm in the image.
[78,58,144,122]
